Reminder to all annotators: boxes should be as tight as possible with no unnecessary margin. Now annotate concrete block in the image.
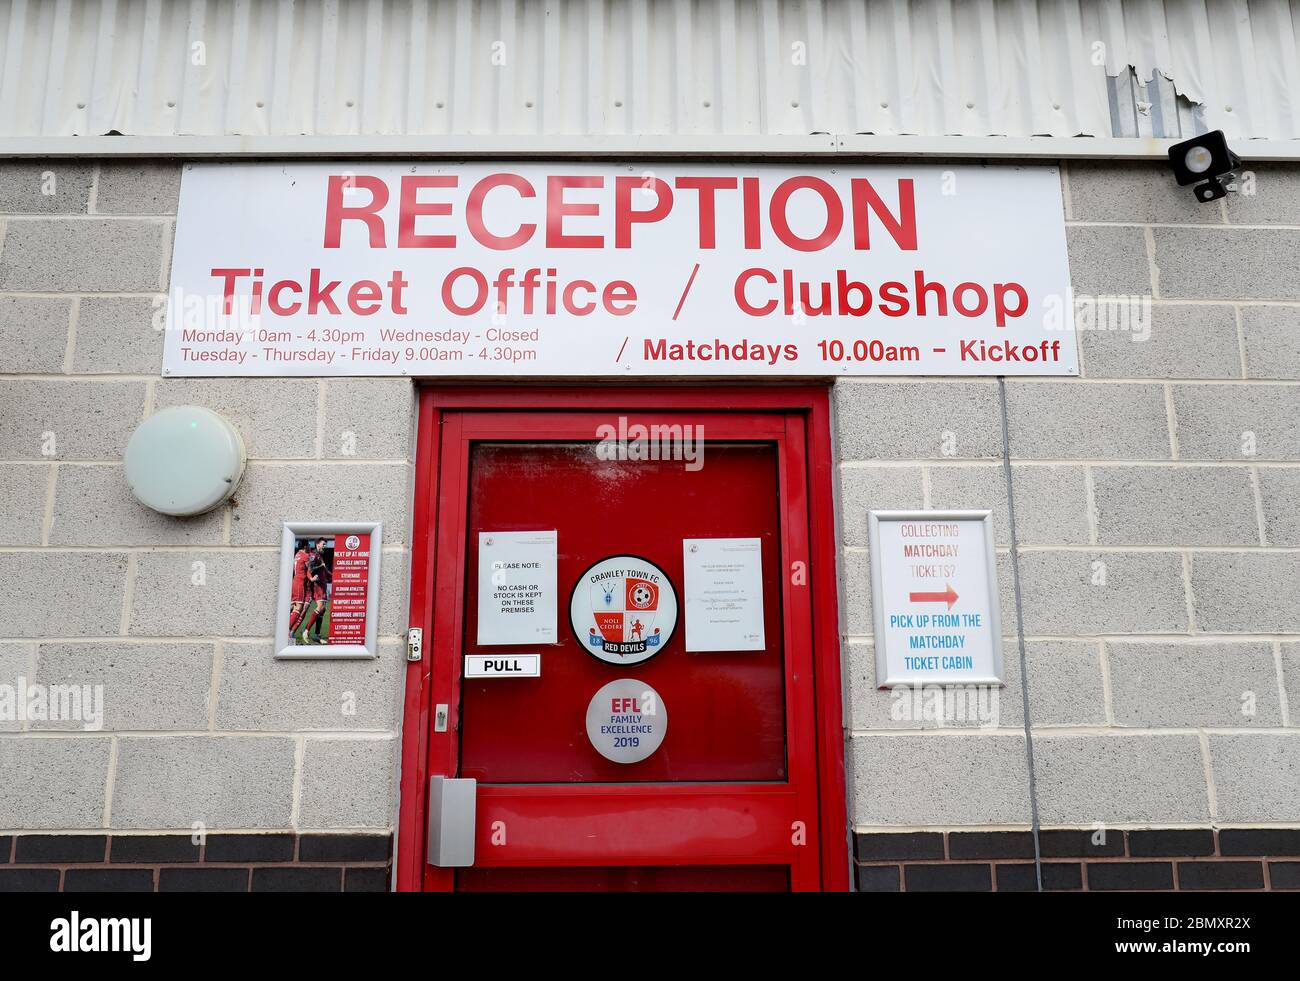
[849,733,1030,825]
[0,219,166,291]
[128,551,278,638]
[1241,306,1300,380]
[0,642,34,731]
[1016,550,1188,635]
[0,295,72,372]
[845,641,888,729]
[94,163,182,215]
[0,380,146,460]
[1223,164,1300,224]
[377,548,409,638]
[1108,642,1282,727]
[996,550,1017,632]
[1258,468,1300,545]
[1209,734,1300,823]
[153,378,319,459]
[31,642,213,731]
[1080,303,1240,379]
[1281,644,1300,724]
[837,466,924,547]
[0,163,93,213]
[298,737,398,829]
[0,736,111,828]
[1092,465,1259,545]
[321,379,414,460]
[1068,162,1209,224]
[924,465,1005,540]
[0,464,51,545]
[1190,552,1300,634]
[1154,227,1300,300]
[216,641,402,731]
[1003,381,1170,460]
[834,381,1002,460]
[841,548,872,635]
[49,465,225,546]
[72,296,165,374]
[1033,735,1210,824]
[112,735,296,829]
[927,464,1090,545]
[228,463,410,546]
[0,551,128,637]
[1065,225,1152,296]
[1172,384,1300,460]
[1025,641,1107,727]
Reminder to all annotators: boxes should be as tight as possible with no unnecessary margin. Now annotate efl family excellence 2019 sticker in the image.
[585,679,667,764]
[570,555,678,665]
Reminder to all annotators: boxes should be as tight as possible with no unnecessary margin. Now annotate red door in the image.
[400,389,847,892]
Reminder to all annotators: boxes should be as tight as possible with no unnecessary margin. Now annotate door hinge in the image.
[406,627,423,662]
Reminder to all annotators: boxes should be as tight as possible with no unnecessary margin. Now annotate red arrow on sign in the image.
[909,583,959,609]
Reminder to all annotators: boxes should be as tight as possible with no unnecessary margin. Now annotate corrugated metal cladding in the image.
[0,0,1296,142]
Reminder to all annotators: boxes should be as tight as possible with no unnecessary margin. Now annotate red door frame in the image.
[395,385,848,891]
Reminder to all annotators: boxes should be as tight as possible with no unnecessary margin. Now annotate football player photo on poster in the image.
[274,521,383,659]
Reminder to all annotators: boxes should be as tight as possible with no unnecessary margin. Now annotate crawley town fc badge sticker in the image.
[570,555,678,665]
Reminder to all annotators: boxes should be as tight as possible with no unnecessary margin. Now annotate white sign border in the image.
[867,509,1004,688]
[274,519,383,660]
[164,161,1077,379]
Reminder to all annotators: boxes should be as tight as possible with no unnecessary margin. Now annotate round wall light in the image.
[124,406,246,516]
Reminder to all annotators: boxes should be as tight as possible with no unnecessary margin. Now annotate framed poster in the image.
[867,510,1003,687]
[274,521,382,660]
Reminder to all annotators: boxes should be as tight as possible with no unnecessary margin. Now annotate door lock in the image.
[406,627,423,662]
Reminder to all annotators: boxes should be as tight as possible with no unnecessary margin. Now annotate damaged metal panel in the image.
[0,0,1295,143]
[1108,67,1208,139]
[1094,0,1299,141]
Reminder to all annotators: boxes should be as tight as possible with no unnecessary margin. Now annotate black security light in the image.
[1168,130,1242,203]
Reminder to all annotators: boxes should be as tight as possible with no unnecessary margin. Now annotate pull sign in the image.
[464,653,541,678]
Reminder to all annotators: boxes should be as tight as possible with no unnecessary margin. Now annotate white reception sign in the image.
[476,530,557,646]
[164,162,1076,377]
[868,511,1003,687]
[683,538,766,652]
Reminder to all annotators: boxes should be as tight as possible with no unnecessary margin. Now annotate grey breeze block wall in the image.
[838,161,1300,836]
[0,162,416,833]
[1,159,1298,841]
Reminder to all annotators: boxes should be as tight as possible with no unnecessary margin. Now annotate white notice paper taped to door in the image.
[477,530,558,645]
[683,538,766,652]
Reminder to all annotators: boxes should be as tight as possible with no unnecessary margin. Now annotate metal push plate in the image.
[426,776,477,867]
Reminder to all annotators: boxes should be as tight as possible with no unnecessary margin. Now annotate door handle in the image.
[426,776,476,867]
